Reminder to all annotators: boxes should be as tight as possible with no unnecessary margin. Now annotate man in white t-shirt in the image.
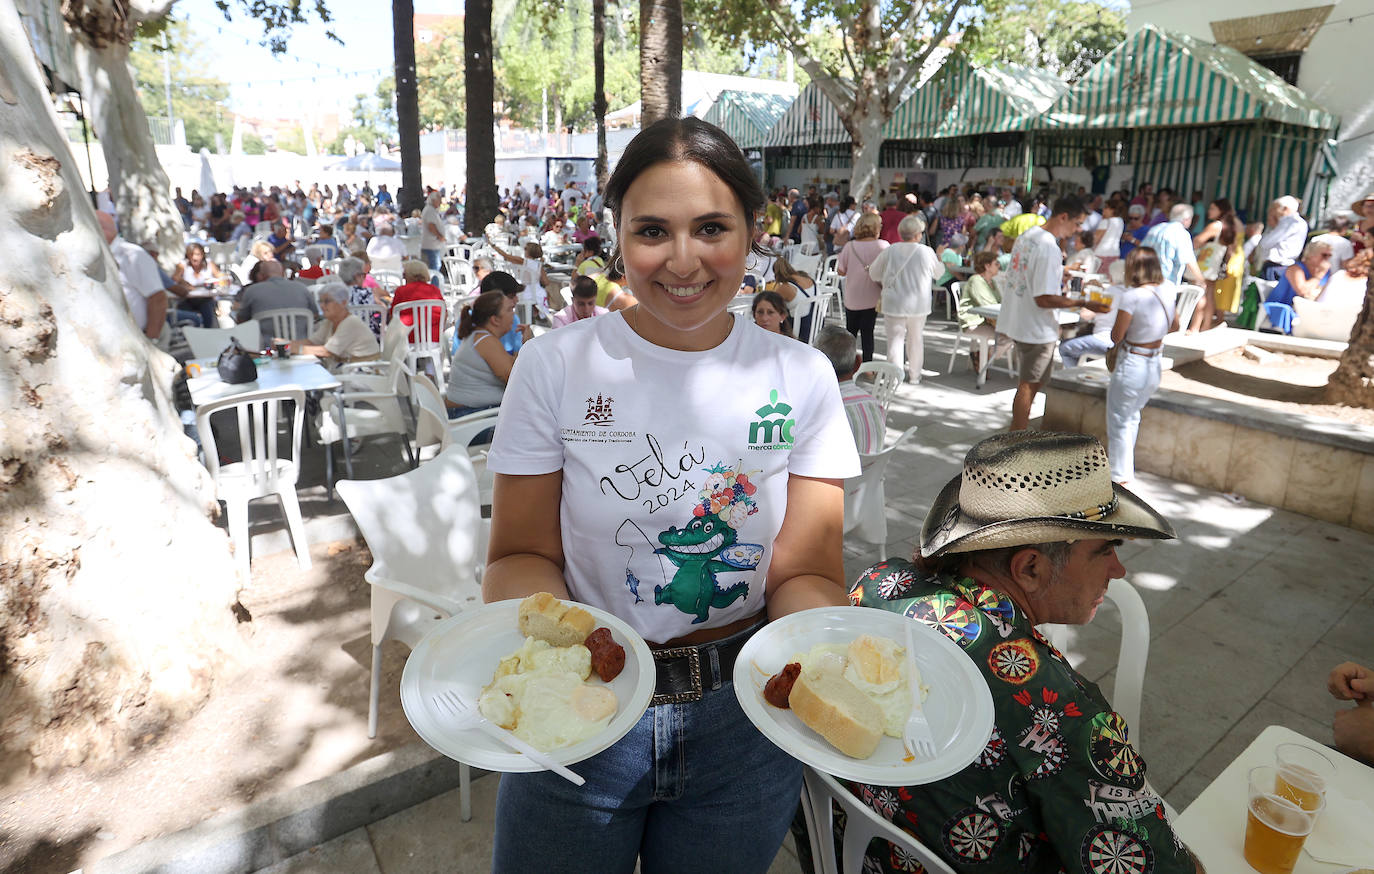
[999,195,1107,430]
[420,191,445,274]
[98,211,166,340]
[366,224,407,262]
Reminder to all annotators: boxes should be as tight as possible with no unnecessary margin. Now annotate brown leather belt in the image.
[650,618,765,706]
[1125,340,1163,357]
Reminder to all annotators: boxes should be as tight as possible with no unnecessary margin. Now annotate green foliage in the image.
[130,20,232,152]
[274,126,307,154]
[415,21,467,130]
[326,92,390,153]
[242,132,268,155]
[961,0,1124,82]
[493,0,640,129]
[210,0,340,54]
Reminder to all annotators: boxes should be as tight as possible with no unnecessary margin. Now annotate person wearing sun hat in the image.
[1351,192,1374,252]
[841,431,1203,874]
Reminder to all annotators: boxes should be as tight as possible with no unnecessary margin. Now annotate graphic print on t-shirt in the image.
[651,462,764,624]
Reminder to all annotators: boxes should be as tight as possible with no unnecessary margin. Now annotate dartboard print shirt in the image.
[846,559,1195,874]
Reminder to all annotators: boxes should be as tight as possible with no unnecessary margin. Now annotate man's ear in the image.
[1007,547,1053,594]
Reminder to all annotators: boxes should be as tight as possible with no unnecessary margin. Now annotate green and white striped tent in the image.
[701,91,795,151]
[1035,24,1337,215]
[885,57,1065,140]
[762,80,851,149]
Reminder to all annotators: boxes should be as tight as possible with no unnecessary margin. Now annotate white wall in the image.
[1127,0,1374,214]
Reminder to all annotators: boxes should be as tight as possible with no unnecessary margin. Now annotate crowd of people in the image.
[84,110,1374,874]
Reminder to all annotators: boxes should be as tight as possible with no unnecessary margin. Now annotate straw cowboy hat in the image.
[1350,193,1374,217]
[920,431,1175,557]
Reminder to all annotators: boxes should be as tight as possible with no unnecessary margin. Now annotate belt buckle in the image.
[650,645,702,706]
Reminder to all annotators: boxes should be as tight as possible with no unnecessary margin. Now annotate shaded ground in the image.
[0,539,421,874]
[1164,347,1374,426]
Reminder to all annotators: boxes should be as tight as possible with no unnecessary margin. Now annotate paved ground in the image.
[248,321,1373,873]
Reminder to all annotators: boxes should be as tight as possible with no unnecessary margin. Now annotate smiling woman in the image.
[481,117,863,873]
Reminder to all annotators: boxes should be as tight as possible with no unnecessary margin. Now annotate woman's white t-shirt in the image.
[516,259,545,307]
[1117,283,1177,344]
[486,313,861,644]
[1093,217,1124,257]
[867,241,941,317]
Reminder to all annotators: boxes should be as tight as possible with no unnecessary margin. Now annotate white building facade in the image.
[1127,0,1373,213]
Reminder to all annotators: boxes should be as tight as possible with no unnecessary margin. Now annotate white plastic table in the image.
[186,355,354,481]
[1174,724,1374,872]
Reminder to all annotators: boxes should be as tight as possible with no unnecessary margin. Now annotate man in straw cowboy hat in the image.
[843,431,1204,873]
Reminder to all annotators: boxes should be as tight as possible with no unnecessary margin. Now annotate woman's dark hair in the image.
[459,290,507,339]
[972,250,999,274]
[1211,198,1240,255]
[581,235,603,256]
[603,117,767,259]
[480,270,522,296]
[751,290,792,336]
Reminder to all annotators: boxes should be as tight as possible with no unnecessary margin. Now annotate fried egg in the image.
[477,637,618,751]
[793,635,927,738]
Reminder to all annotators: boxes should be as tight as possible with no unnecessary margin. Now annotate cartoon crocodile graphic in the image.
[654,512,750,623]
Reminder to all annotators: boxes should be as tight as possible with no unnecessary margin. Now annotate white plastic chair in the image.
[318,344,416,467]
[799,766,956,874]
[196,387,310,580]
[799,291,834,346]
[207,241,238,270]
[335,446,484,821]
[443,256,475,289]
[182,323,262,359]
[943,281,968,373]
[854,361,904,415]
[792,252,823,279]
[370,255,404,276]
[843,425,917,559]
[1039,577,1150,733]
[255,307,314,342]
[392,300,447,390]
[1173,284,1204,335]
[348,303,386,336]
[410,372,453,461]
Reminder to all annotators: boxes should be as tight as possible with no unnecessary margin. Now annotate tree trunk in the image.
[393,0,424,215]
[71,38,182,270]
[0,1,243,783]
[1325,276,1374,407]
[593,0,608,193]
[638,0,681,125]
[464,0,499,233]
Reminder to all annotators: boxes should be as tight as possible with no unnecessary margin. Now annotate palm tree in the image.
[465,0,499,234]
[1326,275,1374,407]
[638,0,681,125]
[593,0,609,191]
[393,0,423,215]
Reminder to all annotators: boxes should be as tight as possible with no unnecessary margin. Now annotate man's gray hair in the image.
[1169,203,1194,225]
[316,282,350,306]
[1275,195,1301,214]
[897,214,926,241]
[336,257,366,285]
[814,325,859,378]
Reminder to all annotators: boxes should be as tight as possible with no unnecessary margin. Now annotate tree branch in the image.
[889,0,966,97]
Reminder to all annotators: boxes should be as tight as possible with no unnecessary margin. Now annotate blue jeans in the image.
[490,659,802,873]
[422,247,442,273]
[1106,350,1162,481]
[1059,332,1111,368]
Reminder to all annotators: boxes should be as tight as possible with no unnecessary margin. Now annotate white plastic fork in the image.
[431,688,585,786]
[901,620,938,760]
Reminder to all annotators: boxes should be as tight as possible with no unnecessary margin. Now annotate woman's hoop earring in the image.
[612,252,625,274]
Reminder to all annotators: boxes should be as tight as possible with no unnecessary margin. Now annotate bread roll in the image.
[518,592,596,647]
[788,666,884,759]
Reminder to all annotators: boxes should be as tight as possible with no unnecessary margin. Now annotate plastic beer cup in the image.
[1274,743,1334,811]
[1244,765,1321,874]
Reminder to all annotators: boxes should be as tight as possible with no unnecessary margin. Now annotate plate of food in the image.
[400,594,655,773]
[734,607,994,786]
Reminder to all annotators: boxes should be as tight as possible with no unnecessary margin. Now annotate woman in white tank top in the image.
[1106,246,1178,484]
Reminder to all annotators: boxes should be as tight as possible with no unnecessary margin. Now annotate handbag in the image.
[216,338,258,384]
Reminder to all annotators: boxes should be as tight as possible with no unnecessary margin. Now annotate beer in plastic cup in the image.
[1274,743,1334,811]
[1243,765,1321,874]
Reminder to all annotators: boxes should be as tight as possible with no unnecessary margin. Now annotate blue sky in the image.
[171,0,459,119]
